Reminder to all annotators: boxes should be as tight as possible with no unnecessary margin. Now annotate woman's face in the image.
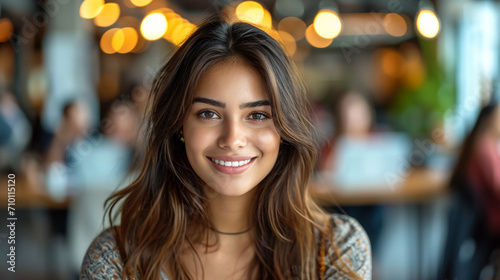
[182,61,281,197]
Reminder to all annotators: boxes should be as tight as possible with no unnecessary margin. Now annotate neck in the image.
[206,186,255,235]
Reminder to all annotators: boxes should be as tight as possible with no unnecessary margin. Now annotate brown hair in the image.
[106,14,361,280]
[451,103,499,187]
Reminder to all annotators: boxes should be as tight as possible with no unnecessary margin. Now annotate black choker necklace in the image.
[210,227,251,235]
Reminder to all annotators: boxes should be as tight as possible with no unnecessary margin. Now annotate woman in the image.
[451,103,500,237]
[81,14,371,280]
[441,103,500,280]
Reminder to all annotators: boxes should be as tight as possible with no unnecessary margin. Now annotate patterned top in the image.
[80,214,371,279]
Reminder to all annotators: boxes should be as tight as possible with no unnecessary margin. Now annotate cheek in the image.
[185,127,212,156]
[256,129,281,154]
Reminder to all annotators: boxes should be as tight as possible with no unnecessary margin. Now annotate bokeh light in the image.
[278,17,306,40]
[141,12,168,41]
[416,10,440,39]
[235,1,265,26]
[108,27,139,54]
[80,0,104,19]
[163,17,185,42]
[0,18,14,42]
[130,0,153,7]
[100,28,120,54]
[260,9,273,29]
[383,13,407,37]
[93,3,120,27]
[305,24,333,48]
[379,48,404,78]
[171,22,197,46]
[313,10,342,39]
[112,29,125,53]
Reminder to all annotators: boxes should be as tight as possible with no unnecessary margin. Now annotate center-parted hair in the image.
[106,14,359,280]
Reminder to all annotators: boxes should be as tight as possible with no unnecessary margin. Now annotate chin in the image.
[205,180,257,198]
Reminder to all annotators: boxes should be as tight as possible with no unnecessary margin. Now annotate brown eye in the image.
[198,110,220,119]
[248,112,270,120]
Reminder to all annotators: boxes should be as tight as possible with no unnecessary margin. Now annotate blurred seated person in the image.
[319,91,373,171]
[45,100,90,201]
[0,90,32,172]
[441,103,500,280]
[67,98,140,277]
[316,91,389,258]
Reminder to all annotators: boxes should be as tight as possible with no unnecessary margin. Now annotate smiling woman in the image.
[80,14,371,280]
[183,61,280,198]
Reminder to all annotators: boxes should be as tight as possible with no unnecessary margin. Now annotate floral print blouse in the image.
[80,213,371,279]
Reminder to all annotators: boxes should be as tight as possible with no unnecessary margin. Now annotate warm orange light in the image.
[118,28,138,53]
[112,29,125,53]
[313,10,342,39]
[164,10,180,21]
[380,49,404,77]
[80,0,104,19]
[383,13,407,37]
[100,28,120,54]
[278,17,306,40]
[171,22,197,46]
[141,12,168,41]
[235,1,264,25]
[94,3,120,27]
[259,9,273,29]
[0,18,14,42]
[130,0,153,7]
[305,24,333,48]
[416,10,440,38]
[163,17,185,42]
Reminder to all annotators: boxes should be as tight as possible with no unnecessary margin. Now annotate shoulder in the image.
[80,228,124,280]
[322,213,372,279]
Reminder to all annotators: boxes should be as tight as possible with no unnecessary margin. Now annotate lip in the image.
[207,156,256,175]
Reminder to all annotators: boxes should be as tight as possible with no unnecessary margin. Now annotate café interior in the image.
[0,0,499,279]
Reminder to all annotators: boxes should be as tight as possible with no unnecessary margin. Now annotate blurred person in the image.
[44,100,91,201]
[0,90,32,172]
[45,101,90,164]
[81,15,371,280]
[441,103,500,280]
[317,91,386,262]
[42,100,91,277]
[318,91,375,170]
[67,98,140,278]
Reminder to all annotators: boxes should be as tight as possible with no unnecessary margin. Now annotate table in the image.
[0,174,69,209]
[309,168,450,205]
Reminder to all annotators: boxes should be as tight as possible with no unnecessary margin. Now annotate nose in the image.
[218,119,247,151]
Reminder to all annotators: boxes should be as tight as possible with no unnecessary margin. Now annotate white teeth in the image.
[210,158,252,167]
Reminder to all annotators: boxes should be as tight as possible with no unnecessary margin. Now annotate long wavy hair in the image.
[106,14,360,280]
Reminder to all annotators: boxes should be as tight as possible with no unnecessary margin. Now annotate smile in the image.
[209,158,253,167]
[207,156,257,174]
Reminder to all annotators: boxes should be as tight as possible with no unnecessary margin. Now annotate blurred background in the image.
[0,0,499,279]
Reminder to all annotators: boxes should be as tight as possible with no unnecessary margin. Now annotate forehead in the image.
[193,60,269,102]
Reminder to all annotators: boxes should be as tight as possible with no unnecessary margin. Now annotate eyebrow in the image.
[193,97,270,109]
[193,97,225,108]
